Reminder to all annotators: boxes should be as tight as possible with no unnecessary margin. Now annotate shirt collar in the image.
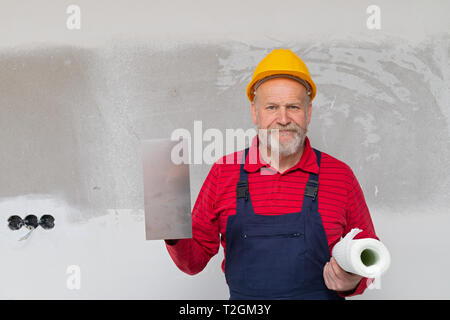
[244,135,319,175]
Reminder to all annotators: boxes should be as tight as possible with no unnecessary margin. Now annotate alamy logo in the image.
[170,121,284,175]
[66,5,81,30]
[66,265,81,290]
[366,5,381,30]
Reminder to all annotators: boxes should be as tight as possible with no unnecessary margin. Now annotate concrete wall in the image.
[0,0,449,299]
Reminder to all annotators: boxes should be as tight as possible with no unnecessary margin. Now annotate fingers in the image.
[323,258,343,291]
[323,261,337,290]
[329,257,345,281]
[323,257,364,292]
[330,257,364,281]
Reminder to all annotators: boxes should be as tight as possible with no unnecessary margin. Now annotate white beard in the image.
[257,123,307,157]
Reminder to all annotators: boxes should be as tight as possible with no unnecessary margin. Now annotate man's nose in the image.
[277,107,290,126]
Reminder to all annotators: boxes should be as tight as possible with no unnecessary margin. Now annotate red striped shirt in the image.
[165,135,378,297]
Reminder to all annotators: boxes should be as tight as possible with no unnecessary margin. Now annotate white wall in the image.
[0,0,449,299]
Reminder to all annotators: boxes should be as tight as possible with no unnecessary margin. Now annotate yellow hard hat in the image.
[246,48,317,102]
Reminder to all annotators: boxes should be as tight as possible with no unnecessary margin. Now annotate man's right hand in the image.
[165,239,180,245]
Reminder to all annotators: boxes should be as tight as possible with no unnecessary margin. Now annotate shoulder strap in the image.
[304,148,321,200]
[236,148,250,201]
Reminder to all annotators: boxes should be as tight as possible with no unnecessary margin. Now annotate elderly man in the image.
[165,49,378,300]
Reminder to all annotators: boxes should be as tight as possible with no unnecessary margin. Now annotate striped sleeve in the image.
[339,166,379,297]
[164,163,221,275]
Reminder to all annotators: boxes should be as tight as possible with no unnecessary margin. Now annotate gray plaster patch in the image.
[0,35,449,222]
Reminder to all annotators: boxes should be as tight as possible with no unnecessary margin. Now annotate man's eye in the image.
[288,105,300,109]
[267,105,276,110]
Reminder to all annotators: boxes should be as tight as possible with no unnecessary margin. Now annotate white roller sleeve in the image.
[332,228,391,278]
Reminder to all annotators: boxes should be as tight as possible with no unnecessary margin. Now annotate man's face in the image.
[251,77,312,156]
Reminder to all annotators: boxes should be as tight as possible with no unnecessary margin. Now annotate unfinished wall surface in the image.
[0,0,449,299]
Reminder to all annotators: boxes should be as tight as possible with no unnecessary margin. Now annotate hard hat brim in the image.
[246,70,317,102]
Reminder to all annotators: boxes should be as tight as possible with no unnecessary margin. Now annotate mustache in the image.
[261,123,304,133]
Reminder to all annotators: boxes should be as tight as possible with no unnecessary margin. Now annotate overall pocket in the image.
[243,223,306,294]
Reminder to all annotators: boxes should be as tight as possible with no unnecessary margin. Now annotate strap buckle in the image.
[236,181,249,201]
[304,180,319,200]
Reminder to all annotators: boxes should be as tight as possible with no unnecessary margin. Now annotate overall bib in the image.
[225,147,344,300]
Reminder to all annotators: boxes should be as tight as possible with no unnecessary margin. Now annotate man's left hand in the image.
[323,257,363,292]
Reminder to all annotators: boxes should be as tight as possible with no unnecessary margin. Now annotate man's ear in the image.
[307,102,313,126]
[251,101,258,125]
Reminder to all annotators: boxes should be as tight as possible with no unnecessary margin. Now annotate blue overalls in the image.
[224,147,344,300]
